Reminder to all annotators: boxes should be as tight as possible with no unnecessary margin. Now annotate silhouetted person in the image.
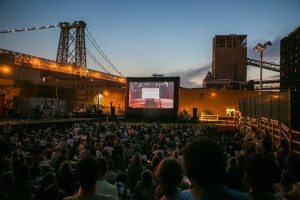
[225,157,244,191]
[133,169,156,200]
[245,153,280,200]
[96,157,118,198]
[184,140,253,200]
[14,164,34,200]
[115,173,131,200]
[128,153,143,192]
[36,172,66,200]
[154,158,192,200]
[64,156,117,200]
[57,161,78,196]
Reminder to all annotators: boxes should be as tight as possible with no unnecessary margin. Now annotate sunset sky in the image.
[0,0,299,87]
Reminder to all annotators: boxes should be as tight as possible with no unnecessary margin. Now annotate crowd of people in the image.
[0,120,300,200]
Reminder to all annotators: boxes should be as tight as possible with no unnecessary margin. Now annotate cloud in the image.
[265,74,280,80]
[248,36,281,64]
[166,64,211,88]
[167,32,290,88]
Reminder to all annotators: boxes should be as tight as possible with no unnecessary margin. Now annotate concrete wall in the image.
[179,88,260,116]
[213,47,247,81]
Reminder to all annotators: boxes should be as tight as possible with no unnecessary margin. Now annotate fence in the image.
[239,117,300,155]
[239,91,290,127]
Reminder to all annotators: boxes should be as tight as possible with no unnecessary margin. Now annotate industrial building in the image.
[212,34,247,81]
[204,34,248,90]
[280,27,300,91]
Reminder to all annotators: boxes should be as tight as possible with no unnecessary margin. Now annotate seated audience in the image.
[245,153,281,200]
[183,140,253,200]
[64,156,117,200]
[133,169,156,200]
[36,172,66,200]
[96,157,119,198]
[154,158,192,200]
[115,173,131,200]
[57,160,78,196]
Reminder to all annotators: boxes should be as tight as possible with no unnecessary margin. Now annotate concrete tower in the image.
[212,35,247,81]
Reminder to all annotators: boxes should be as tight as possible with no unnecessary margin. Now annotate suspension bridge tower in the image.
[56,21,87,68]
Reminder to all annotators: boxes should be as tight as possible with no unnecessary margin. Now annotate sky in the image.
[0,0,299,87]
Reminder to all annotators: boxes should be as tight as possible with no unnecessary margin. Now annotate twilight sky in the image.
[0,0,299,87]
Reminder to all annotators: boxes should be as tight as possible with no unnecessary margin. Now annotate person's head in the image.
[150,156,160,168]
[60,160,72,174]
[172,151,179,159]
[98,157,108,177]
[116,173,128,184]
[141,169,154,185]
[40,172,57,190]
[131,153,140,165]
[39,172,60,200]
[11,150,19,161]
[154,158,183,197]
[227,157,238,170]
[288,182,300,200]
[245,153,280,193]
[76,156,101,191]
[55,145,61,152]
[107,160,114,171]
[184,140,226,187]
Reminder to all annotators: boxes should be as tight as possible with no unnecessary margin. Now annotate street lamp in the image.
[253,41,272,95]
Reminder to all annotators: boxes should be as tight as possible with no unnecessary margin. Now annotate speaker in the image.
[110,106,115,116]
[193,108,197,118]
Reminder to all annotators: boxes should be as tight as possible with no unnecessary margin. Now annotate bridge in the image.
[1,21,284,88]
[0,21,125,84]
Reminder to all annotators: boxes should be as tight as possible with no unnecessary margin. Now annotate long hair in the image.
[154,158,182,197]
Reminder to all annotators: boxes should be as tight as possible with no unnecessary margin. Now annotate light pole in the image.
[253,41,272,95]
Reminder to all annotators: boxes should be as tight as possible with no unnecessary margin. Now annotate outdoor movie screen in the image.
[129,81,174,109]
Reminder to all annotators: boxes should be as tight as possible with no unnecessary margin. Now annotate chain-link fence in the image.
[239,91,290,127]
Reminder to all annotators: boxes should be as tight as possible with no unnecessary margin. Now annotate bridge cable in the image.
[86,49,111,74]
[0,24,59,34]
[85,28,124,77]
[85,34,112,74]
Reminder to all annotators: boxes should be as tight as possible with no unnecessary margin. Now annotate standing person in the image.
[183,140,253,200]
[154,158,192,200]
[64,156,117,200]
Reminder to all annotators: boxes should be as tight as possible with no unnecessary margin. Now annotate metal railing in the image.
[200,114,238,130]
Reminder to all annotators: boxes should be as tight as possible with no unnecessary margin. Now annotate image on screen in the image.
[129,82,174,108]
